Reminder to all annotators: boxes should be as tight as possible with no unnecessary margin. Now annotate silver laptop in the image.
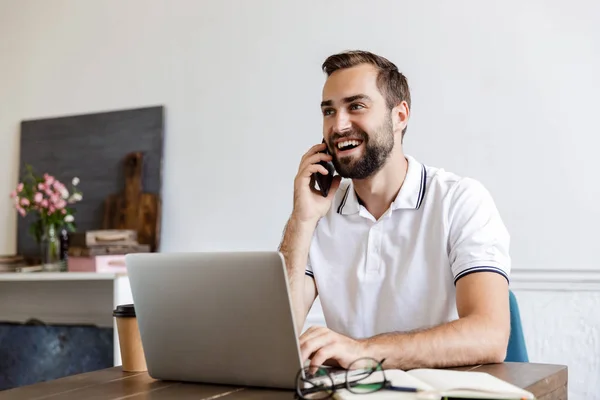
[125,251,305,390]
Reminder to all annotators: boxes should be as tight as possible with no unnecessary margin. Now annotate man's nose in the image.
[332,111,352,134]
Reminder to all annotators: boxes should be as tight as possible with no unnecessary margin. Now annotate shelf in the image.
[0,271,126,281]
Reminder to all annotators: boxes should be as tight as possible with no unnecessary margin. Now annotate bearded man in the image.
[278,50,512,371]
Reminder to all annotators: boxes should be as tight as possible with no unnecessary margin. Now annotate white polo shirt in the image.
[306,154,510,339]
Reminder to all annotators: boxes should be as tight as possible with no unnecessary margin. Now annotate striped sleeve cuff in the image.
[453,265,509,285]
[305,269,314,278]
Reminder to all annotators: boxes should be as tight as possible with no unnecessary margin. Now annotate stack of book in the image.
[0,255,26,273]
[67,230,150,273]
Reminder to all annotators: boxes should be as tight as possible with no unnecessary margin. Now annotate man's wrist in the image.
[360,337,380,360]
[360,333,404,367]
[290,209,320,227]
[279,213,317,276]
[289,213,319,234]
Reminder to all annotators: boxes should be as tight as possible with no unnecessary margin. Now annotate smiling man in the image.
[279,50,511,371]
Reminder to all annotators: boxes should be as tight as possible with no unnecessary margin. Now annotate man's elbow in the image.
[488,343,508,364]
[485,320,510,364]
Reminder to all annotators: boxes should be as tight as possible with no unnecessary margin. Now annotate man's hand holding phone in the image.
[279,141,341,333]
[293,141,341,226]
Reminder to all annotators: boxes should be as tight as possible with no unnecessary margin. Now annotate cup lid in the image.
[113,304,136,317]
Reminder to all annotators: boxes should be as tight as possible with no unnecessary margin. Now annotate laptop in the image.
[125,251,305,390]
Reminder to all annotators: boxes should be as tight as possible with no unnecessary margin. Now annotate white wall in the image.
[515,288,600,400]
[2,0,599,269]
[1,0,599,398]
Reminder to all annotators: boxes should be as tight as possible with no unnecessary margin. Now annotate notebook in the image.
[333,368,535,399]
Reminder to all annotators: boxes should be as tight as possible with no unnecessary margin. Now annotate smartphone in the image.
[313,139,336,197]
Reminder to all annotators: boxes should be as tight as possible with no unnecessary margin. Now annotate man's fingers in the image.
[302,325,323,335]
[298,152,332,175]
[300,331,334,362]
[299,326,328,346]
[298,163,330,179]
[300,142,327,165]
[326,176,342,199]
[309,345,337,373]
[299,328,330,355]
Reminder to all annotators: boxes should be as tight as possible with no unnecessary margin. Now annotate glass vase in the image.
[41,223,65,272]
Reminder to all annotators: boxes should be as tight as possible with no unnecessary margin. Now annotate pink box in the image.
[68,255,127,273]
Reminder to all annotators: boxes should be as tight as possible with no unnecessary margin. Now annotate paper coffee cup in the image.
[113,304,147,372]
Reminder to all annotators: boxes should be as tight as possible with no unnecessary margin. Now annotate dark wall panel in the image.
[17,106,164,258]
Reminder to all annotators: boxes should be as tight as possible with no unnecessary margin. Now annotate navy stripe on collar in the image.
[337,160,428,214]
[337,186,350,214]
[415,165,427,210]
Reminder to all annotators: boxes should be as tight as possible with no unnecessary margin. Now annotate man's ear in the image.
[392,101,410,134]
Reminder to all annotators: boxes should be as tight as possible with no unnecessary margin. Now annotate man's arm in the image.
[279,142,341,335]
[364,271,510,369]
[278,215,319,335]
[299,272,509,370]
[363,177,511,369]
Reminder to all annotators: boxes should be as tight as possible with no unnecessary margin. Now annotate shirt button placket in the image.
[366,223,382,274]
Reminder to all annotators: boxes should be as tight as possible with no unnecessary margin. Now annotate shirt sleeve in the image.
[447,178,511,285]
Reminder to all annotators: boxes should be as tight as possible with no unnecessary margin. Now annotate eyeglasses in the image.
[294,357,418,399]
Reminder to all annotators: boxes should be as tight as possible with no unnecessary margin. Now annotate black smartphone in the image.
[313,139,336,197]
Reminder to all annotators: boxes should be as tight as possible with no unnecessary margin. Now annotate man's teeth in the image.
[337,140,361,150]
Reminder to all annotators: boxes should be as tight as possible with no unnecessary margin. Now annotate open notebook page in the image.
[333,370,439,400]
[407,369,535,399]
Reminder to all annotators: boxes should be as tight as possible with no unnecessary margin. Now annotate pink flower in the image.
[10,190,16,198]
[61,209,67,215]
[45,175,55,185]
[16,206,26,217]
[17,183,23,192]
[55,199,67,209]
[20,198,30,206]
[48,205,56,214]
[41,199,49,208]
[50,194,59,204]
[34,192,43,203]
[38,183,45,191]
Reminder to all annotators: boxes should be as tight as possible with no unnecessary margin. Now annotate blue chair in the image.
[505,290,529,362]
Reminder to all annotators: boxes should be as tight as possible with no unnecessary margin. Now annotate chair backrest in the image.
[505,290,529,362]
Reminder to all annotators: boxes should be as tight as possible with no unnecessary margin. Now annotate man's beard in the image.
[330,117,394,180]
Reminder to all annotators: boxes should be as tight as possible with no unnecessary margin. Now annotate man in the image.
[278,50,512,371]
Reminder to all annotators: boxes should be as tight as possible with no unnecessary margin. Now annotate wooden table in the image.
[0,362,567,399]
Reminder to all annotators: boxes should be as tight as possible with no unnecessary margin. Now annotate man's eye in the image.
[349,104,364,111]
[323,109,334,116]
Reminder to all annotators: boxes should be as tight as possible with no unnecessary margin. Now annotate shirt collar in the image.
[336,155,427,215]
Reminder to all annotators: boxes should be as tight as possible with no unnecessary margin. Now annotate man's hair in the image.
[322,50,411,137]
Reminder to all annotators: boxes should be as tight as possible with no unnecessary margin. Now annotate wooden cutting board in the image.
[102,152,161,251]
